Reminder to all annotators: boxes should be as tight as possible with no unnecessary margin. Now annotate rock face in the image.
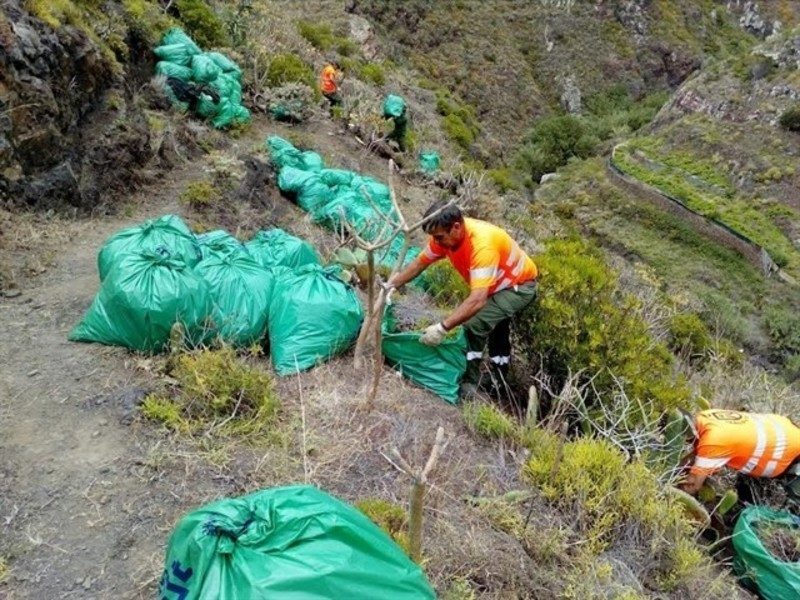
[559,75,582,114]
[348,14,379,60]
[0,1,154,212]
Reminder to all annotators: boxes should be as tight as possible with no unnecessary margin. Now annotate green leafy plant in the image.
[180,180,221,208]
[423,261,469,308]
[359,62,386,86]
[779,104,800,132]
[463,401,518,440]
[267,53,316,91]
[175,0,229,48]
[142,347,280,436]
[356,498,410,553]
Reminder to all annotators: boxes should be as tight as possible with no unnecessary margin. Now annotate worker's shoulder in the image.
[465,217,509,240]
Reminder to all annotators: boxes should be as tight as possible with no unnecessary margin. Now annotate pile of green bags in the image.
[154,28,250,129]
[160,485,435,599]
[733,506,800,599]
[419,151,441,173]
[71,220,362,375]
[267,135,417,270]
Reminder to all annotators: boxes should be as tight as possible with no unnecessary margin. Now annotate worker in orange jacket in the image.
[319,61,343,111]
[678,409,800,502]
[387,202,538,403]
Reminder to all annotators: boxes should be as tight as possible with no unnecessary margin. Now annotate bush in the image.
[785,354,800,382]
[266,53,315,90]
[424,261,469,308]
[667,313,713,360]
[765,306,800,355]
[175,0,229,48]
[487,168,519,192]
[356,498,410,553]
[779,104,800,132]
[463,401,518,440]
[517,238,691,423]
[180,180,221,207]
[359,62,386,86]
[443,114,474,150]
[141,347,280,435]
[297,20,335,49]
[515,115,598,183]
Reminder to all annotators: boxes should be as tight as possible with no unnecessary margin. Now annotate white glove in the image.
[379,280,396,305]
[420,322,448,346]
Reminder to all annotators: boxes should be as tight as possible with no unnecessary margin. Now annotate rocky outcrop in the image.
[0,1,156,212]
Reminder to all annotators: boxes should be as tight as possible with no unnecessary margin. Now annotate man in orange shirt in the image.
[319,61,343,111]
[387,202,538,401]
[678,409,800,501]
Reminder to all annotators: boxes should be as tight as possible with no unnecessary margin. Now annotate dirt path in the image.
[0,159,210,598]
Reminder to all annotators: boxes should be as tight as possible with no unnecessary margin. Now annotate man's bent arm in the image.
[442,288,489,330]
[388,257,428,289]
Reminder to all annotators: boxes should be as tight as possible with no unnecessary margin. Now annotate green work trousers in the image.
[462,280,538,384]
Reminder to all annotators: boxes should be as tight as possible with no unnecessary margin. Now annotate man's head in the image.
[422,201,465,250]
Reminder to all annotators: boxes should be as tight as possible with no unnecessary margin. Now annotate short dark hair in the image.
[422,201,463,233]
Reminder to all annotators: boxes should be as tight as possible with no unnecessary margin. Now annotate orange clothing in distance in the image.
[320,64,339,95]
[419,218,537,294]
[690,409,800,478]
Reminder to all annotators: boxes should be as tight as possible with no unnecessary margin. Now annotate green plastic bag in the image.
[382,94,406,119]
[70,251,214,353]
[277,166,316,194]
[300,151,324,172]
[319,168,356,187]
[266,136,304,170]
[207,51,242,80]
[211,100,250,129]
[245,229,320,270]
[153,43,197,67]
[155,61,193,81]
[190,54,222,83]
[197,230,249,261]
[195,254,273,347]
[419,151,441,173]
[195,93,219,119]
[97,214,201,281]
[381,306,466,403]
[161,28,202,55]
[160,485,434,600]
[733,506,800,600]
[268,265,363,375]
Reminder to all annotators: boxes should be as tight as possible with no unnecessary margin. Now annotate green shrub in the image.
[523,431,696,557]
[515,115,598,183]
[424,260,469,307]
[267,53,315,90]
[785,354,800,382]
[180,180,221,208]
[779,104,800,132]
[517,238,691,423]
[443,114,474,150]
[765,306,800,355]
[463,401,518,440]
[358,62,386,86]
[487,167,519,192]
[298,20,335,49]
[142,347,280,435]
[175,0,228,48]
[667,313,713,360]
[356,498,410,553]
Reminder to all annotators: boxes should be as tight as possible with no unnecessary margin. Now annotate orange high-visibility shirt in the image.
[419,217,537,294]
[320,65,338,95]
[690,409,800,478]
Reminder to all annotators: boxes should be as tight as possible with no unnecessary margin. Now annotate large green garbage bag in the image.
[197,230,249,261]
[245,229,319,270]
[160,485,435,600]
[161,28,202,55]
[155,61,193,81]
[268,265,363,375]
[381,306,466,404]
[292,175,335,213]
[153,43,197,67]
[733,506,800,600]
[190,54,222,83]
[319,168,356,187]
[277,166,316,194]
[195,254,273,347]
[196,93,220,119]
[97,214,201,281]
[212,101,250,129]
[299,151,324,172]
[354,176,393,213]
[266,136,304,170]
[382,94,406,119]
[69,251,214,353]
[207,51,242,81]
[419,151,441,173]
